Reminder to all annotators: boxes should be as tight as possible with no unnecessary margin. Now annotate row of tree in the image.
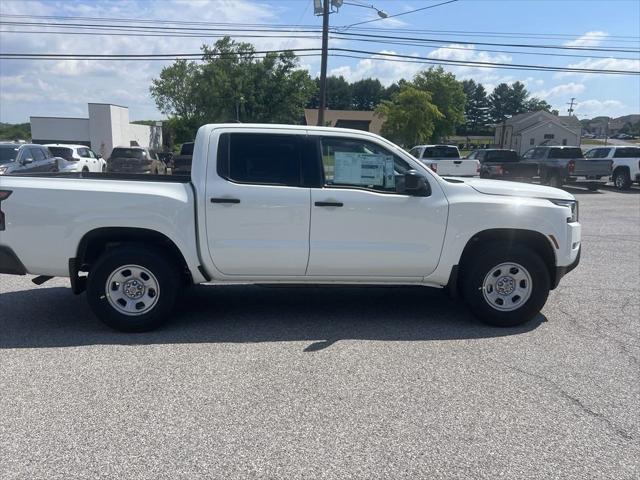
[151,37,558,145]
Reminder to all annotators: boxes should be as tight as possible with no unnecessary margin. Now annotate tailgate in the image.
[435,159,479,176]
[574,159,612,176]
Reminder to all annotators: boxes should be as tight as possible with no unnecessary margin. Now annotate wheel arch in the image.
[73,227,193,291]
[455,228,557,291]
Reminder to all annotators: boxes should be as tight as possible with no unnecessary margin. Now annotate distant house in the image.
[304,109,385,134]
[494,111,582,154]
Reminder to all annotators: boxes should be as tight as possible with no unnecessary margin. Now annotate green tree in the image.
[307,76,353,110]
[507,81,529,115]
[376,85,443,147]
[461,79,490,134]
[351,78,384,110]
[0,122,31,141]
[151,37,315,141]
[413,67,466,142]
[525,97,553,113]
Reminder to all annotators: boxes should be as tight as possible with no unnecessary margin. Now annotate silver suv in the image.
[0,143,59,175]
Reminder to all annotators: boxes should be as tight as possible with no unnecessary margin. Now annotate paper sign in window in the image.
[334,152,394,188]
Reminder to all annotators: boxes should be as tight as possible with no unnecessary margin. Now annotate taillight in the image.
[496,166,504,175]
[430,163,438,173]
[0,190,12,231]
[568,159,575,174]
[477,162,481,174]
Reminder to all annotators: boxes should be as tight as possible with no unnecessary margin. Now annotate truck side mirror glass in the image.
[404,170,430,196]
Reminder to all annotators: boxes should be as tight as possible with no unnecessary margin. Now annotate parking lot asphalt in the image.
[1,186,639,479]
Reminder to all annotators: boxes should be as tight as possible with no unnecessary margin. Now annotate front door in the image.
[307,136,448,278]
[205,130,312,276]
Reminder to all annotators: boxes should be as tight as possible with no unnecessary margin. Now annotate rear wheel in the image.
[613,169,631,190]
[86,246,179,332]
[548,173,562,188]
[461,245,550,327]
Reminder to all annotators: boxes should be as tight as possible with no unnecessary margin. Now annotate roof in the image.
[303,109,385,134]
[518,119,579,137]
[43,143,90,149]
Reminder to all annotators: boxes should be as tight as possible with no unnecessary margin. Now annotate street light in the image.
[315,0,387,126]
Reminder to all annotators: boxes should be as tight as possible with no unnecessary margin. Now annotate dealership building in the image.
[30,103,162,158]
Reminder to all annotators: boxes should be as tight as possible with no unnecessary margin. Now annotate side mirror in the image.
[97,154,103,159]
[20,158,33,165]
[404,170,430,196]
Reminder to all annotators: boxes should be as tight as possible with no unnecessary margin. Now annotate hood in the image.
[451,177,574,201]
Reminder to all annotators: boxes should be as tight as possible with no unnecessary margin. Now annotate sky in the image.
[0,0,639,124]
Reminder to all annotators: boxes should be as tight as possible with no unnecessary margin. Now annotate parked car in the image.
[520,146,612,191]
[107,146,167,175]
[0,124,581,332]
[155,151,174,172]
[45,144,106,173]
[409,144,479,177]
[171,142,194,176]
[467,149,538,182]
[0,143,58,175]
[584,145,640,190]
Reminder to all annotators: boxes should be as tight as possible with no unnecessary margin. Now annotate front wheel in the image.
[548,173,562,188]
[86,246,179,332]
[461,245,550,327]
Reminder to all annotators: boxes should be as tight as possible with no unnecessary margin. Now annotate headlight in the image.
[550,199,578,222]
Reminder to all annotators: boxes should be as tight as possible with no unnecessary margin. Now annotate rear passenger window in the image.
[614,147,640,158]
[219,133,302,186]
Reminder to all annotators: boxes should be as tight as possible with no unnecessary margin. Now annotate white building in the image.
[30,103,162,158]
[494,111,582,155]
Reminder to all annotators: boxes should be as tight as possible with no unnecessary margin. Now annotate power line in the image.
[2,19,638,53]
[2,13,638,42]
[340,0,461,29]
[2,28,637,61]
[1,47,637,75]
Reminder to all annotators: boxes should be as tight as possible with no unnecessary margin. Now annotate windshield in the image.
[111,148,145,159]
[0,145,19,164]
[549,148,584,159]
[422,146,460,159]
[487,150,519,162]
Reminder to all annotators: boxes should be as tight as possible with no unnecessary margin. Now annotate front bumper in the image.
[553,245,581,289]
[0,245,27,275]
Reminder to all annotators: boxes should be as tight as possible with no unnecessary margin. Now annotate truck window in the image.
[422,146,460,159]
[548,148,584,159]
[409,147,421,159]
[219,133,302,186]
[48,147,74,160]
[613,147,640,158]
[31,148,46,162]
[320,137,410,193]
[487,150,518,162]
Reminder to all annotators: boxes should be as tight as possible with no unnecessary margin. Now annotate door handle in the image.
[210,198,240,204]
[315,201,343,207]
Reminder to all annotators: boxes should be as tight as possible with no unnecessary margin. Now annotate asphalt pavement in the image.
[1,185,639,479]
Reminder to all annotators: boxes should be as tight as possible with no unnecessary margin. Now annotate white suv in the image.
[45,144,106,173]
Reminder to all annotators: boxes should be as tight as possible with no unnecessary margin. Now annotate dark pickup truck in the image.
[172,142,194,176]
[521,146,612,191]
[467,149,538,182]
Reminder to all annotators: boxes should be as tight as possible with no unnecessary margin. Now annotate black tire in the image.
[82,167,89,173]
[86,246,180,332]
[102,165,106,173]
[613,169,631,190]
[548,173,562,188]
[460,244,550,327]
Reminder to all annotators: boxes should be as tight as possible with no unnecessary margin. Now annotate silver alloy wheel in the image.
[105,264,160,316]
[614,173,624,189]
[482,262,533,312]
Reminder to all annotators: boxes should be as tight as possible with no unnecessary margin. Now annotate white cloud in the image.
[564,31,608,48]
[532,82,586,99]
[329,50,423,85]
[555,57,640,79]
[573,99,628,117]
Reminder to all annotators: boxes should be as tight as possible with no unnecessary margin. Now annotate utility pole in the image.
[567,97,576,116]
[317,0,330,126]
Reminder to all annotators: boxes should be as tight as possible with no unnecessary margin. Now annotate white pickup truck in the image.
[409,144,480,177]
[584,145,640,190]
[0,124,581,332]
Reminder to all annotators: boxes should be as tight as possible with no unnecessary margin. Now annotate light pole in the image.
[315,0,388,126]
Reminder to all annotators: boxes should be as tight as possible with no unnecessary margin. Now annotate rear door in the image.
[307,135,448,278]
[205,129,312,276]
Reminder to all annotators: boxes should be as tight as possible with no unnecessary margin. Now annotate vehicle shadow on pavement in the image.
[0,285,546,351]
